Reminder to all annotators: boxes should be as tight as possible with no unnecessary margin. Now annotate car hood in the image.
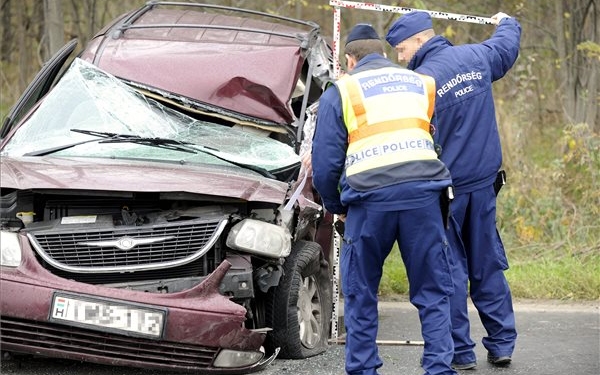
[81,7,311,126]
[0,156,289,204]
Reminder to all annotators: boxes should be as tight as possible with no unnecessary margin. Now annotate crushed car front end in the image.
[1,246,274,373]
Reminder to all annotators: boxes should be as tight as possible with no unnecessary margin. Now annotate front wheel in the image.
[266,240,332,359]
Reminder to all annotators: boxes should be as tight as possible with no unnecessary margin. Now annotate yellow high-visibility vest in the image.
[336,67,446,191]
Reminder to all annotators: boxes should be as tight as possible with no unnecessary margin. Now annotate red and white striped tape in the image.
[329,0,494,77]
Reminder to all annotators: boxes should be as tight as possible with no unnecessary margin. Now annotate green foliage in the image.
[554,123,600,219]
[577,41,600,59]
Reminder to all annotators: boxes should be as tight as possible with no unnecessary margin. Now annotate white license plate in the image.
[50,294,165,338]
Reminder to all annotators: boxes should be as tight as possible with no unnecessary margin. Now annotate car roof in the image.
[80,2,328,126]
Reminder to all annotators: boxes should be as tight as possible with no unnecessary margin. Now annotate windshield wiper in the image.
[104,138,276,178]
[24,139,103,156]
[189,144,276,179]
[25,128,276,179]
[73,128,198,153]
[100,136,197,154]
[98,132,275,177]
[71,129,132,139]
[24,129,196,156]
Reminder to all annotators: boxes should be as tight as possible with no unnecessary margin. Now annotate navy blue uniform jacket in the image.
[407,17,521,194]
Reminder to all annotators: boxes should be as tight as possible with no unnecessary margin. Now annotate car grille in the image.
[29,217,227,273]
[0,316,219,370]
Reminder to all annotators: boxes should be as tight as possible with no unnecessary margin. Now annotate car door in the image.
[1,39,78,140]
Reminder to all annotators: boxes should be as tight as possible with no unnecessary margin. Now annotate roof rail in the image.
[114,1,321,48]
[147,1,320,30]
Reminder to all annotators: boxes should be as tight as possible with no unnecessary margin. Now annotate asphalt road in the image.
[1,299,598,375]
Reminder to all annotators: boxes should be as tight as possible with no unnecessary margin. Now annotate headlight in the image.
[1,231,23,267]
[213,348,264,368]
[226,219,291,258]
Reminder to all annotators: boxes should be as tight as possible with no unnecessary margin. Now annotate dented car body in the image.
[0,2,334,373]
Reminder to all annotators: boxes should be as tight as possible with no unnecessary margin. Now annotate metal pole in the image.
[332,5,342,78]
[329,215,342,342]
[332,338,425,346]
[329,5,342,342]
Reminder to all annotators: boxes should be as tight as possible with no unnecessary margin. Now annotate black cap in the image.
[346,23,380,45]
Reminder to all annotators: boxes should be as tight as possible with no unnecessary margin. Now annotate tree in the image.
[43,0,64,60]
[556,0,599,131]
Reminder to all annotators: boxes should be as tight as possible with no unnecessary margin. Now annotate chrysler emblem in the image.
[117,237,135,250]
[78,236,174,250]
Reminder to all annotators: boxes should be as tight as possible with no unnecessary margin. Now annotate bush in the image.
[498,123,599,250]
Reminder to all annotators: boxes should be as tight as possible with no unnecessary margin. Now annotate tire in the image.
[265,240,332,359]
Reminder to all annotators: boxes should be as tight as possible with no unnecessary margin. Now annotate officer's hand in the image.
[491,12,511,25]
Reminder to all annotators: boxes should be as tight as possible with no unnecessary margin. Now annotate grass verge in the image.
[379,243,600,301]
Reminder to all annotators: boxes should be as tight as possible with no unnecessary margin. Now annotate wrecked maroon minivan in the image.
[0,2,335,373]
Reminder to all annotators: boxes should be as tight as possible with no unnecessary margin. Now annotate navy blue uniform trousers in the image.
[446,185,517,364]
[341,199,457,375]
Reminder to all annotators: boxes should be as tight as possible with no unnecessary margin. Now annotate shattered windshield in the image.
[2,58,300,174]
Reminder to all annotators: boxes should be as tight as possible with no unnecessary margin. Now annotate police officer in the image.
[385,11,521,370]
[311,23,457,375]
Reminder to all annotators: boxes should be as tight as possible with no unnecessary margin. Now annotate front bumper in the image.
[0,241,272,374]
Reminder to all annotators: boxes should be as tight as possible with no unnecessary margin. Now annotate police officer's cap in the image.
[385,11,432,47]
[346,23,380,45]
